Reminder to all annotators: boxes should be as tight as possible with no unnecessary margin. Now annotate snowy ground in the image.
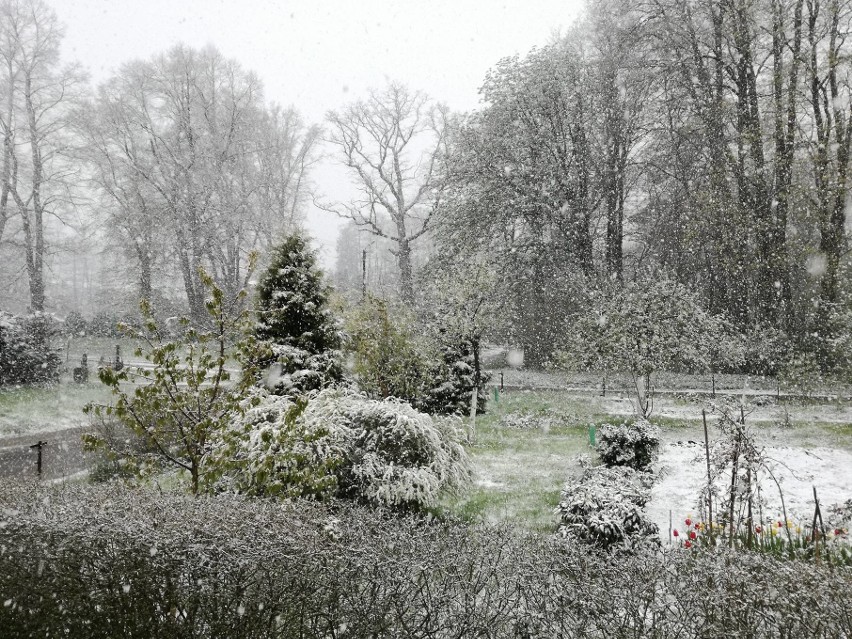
[602,394,852,426]
[0,384,108,439]
[649,442,852,542]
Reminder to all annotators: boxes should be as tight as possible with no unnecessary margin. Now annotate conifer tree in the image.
[251,235,342,395]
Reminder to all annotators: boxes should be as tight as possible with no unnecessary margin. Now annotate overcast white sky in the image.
[54,0,585,267]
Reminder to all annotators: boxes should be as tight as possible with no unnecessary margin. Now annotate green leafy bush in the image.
[596,419,661,470]
[347,296,426,401]
[347,297,488,415]
[84,272,251,495]
[556,465,659,550]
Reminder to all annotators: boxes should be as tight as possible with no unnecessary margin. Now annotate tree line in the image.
[336,0,852,371]
[0,0,318,324]
[4,0,852,375]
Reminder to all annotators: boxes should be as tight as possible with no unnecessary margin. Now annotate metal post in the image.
[30,440,47,477]
[499,372,504,392]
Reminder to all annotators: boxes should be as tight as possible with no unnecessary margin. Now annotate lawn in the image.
[0,382,111,439]
[444,390,605,532]
[445,388,852,534]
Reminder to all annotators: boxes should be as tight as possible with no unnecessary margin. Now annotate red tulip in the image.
[684,540,692,549]
[673,529,679,537]
[755,526,762,534]
[685,518,692,527]
[689,531,697,540]
[835,529,844,536]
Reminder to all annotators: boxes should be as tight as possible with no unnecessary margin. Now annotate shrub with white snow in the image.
[211,388,471,511]
[596,419,661,470]
[557,465,659,550]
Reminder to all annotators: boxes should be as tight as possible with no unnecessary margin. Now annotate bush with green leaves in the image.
[84,272,253,495]
[346,296,426,401]
[210,387,470,512]
[249,235,342,396]
[557,465,659,550]
[596,419,661,470]
[347,297,488,416]
[0,311,61,385]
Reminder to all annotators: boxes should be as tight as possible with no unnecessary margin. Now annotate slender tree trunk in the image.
[0,60,13,246]
[397,239,414,305]
[23,75,45,312]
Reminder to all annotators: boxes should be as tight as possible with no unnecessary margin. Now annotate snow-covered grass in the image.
[446,388,852,533]
[444,390,601,531]
[650,442,852,543]
[487,362,852,397]
[0,382,110,439]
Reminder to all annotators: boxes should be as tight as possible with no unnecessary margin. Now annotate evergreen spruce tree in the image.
[251,235,342,396]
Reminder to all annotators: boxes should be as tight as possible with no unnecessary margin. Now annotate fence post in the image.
[30,440,47,477]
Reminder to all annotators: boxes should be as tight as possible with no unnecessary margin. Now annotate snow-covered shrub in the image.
[557,276,723,418]
[3,483,851,639]
[419,335,491,416]
[211,388,470,511]
[557,465,659,550]
[61,310,88,337]
[207,389,342,499]
[0,312,61,385]
[596,419,661,470]
[739,322,788,376]
[88,310,120,337]
[310,389,471,510]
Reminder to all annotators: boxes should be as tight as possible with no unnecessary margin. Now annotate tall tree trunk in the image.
[397,238,414,305]
[23,75,45,312]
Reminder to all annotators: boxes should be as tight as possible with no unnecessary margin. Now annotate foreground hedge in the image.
[1,483,850,638]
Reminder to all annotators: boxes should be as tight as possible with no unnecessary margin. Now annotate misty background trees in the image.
[4,0,852,378]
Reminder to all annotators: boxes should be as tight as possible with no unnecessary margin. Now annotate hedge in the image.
[1,482,850,638]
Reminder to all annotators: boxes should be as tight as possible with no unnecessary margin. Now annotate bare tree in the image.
[84,45,319,322]
[0,0,85,312]
[324,80,448,304]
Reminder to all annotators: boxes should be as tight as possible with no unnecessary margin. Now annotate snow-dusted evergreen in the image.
[249,235,342,396]
[557,465,659,550]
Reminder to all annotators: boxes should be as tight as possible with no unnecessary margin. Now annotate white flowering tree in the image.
[560,276,725,418]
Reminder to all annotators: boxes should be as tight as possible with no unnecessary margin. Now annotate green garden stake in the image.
[493,386,499,404]
[588,425,596,447]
